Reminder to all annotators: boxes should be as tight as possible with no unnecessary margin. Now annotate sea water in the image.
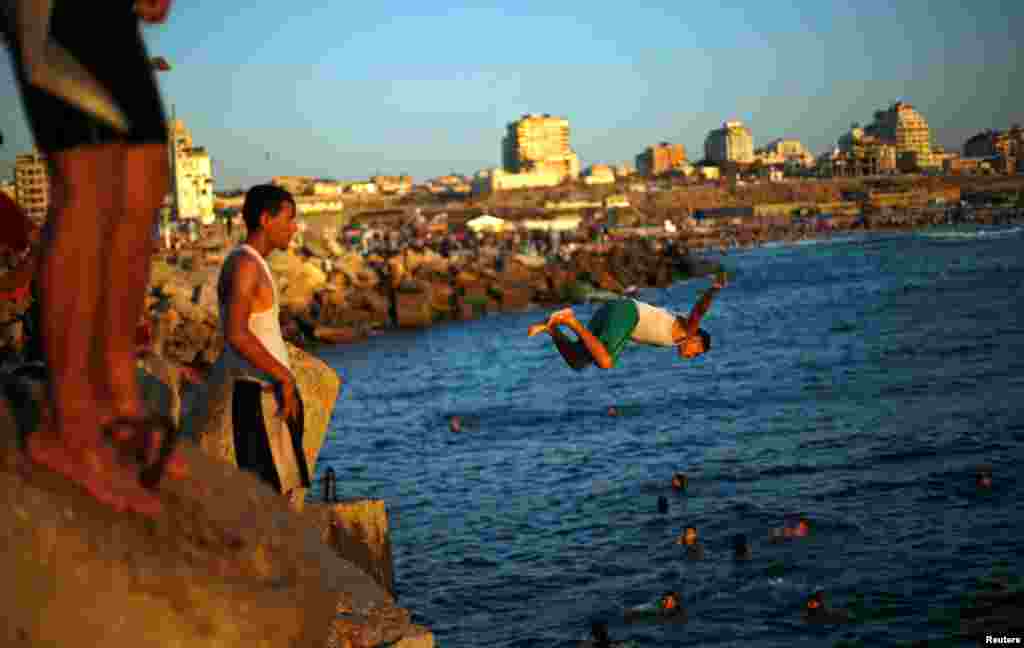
[315,226,1024,647]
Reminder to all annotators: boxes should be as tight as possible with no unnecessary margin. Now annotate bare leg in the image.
[528,308,593,370]
[95,142,186,480]
[26,145,161,516]
[527,307,574,337]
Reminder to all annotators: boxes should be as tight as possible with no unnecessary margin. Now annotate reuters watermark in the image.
[986,636,1022,645]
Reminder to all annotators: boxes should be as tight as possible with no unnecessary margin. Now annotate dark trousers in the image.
[232,380,312,492]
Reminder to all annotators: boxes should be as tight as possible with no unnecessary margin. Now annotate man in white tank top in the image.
[214,184,310,499]
[529,271,727,370]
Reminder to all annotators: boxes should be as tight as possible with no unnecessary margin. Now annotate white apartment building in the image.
[14,151,49,224]
[170,119,215,224]
[705,121,755,165]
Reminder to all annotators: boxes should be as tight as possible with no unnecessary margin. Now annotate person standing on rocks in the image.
[528,271,726,370]
[3,0,186,517]
[214,184,311,504]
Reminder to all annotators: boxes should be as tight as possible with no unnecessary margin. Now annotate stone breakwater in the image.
[142,240,719,369]
[140,205,1022,367]
[0,353,432,647]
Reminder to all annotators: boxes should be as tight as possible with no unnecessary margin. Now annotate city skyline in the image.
[1,1,1022,189]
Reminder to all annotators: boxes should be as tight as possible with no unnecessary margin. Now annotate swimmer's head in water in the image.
[671,472,688,491]
[806,591,824,612]
[977,468,993,489]
[795,518,810,536]
[660,591,681,611]
[683,526,698,545]
[657,495,669,514]
[678,328,711,359]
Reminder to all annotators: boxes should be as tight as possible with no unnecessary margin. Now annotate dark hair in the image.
[242,184,295,231]
[698,328,711,352]
[733,533,748,549]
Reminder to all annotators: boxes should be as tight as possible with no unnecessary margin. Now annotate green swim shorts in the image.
[585,299,639,367]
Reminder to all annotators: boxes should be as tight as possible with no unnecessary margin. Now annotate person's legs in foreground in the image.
[27,145,163,515]
[97,142,186,480]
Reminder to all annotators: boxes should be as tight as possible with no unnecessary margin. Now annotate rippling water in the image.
[315,226,1024,647]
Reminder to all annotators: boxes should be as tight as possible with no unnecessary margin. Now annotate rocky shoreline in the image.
[136,206,1022,370]
[142,237,722,371]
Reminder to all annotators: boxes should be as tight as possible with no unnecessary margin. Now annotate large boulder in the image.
[594,269,625,293]
[162,310,221,367]
[395,291,433,329]
[429,282,455,314]
[182,342,342,479]
[498,283,532,312]
[137,353,185,428]
[0,389,390,648]
[335,253,369,285]
[278,261,329,314]
[386,256,407,288]
[357,290,391,323]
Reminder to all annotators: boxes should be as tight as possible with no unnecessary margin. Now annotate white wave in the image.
[918,226,1023,241]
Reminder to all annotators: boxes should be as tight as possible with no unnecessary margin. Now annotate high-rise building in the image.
[14,151,49,224]
[704,121,754,165]
[271,176,317,196]
[635,142,687,176]
[754,139,815,167]
[831,126,897,177]
[963,126,1022,173]
[170,119,215,224]
[502,114,580,180]
[865,102,934,168]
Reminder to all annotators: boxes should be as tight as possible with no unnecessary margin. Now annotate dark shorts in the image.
[586,299,639,367]
[4,1,168,152]
[232,380,312,493]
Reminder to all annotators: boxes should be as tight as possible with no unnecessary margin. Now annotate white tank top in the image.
[218,244,291,384]
[630,300,684,347]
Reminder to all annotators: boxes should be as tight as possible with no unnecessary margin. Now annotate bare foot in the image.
[548,308,576,327]
[105,415,189,481]
[527,323,549,337]
[27,427,163,516]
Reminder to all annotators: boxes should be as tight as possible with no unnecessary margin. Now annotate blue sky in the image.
[2,1,1022,189]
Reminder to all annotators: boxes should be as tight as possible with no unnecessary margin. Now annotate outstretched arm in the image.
[685,271,726,336]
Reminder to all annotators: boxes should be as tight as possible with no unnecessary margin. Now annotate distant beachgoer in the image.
[733,533,752,561]
[211,184,310,503]
[671,472,688,492]
[528,271,725,370]
[449,415,462,433]
[0,194,39,305]
[4,0,185,516]
[607,406,619,417]
[657,495,668,514]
